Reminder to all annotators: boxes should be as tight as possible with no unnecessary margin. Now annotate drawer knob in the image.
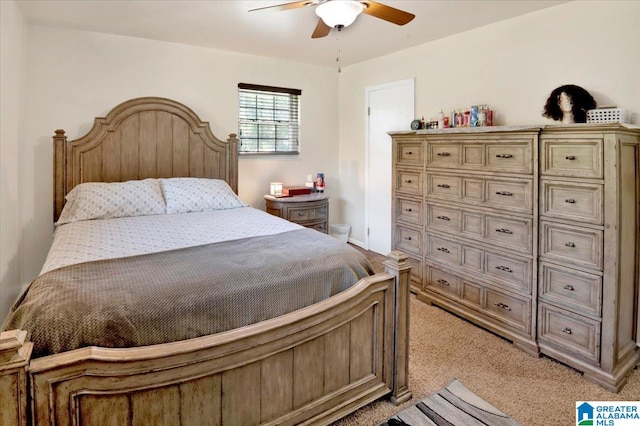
[436,215,450,221]
[436,279,450,286]
[404,179,412,184]
[496,154,514,159]
[298,212,305,216]
[494,302,512,311]
[495,191,513,196]
[405,208,413,212]
[436,247,450,253]
[564,284,575,291]
[565,242,575,247]
[405,236,412,241]
[437,152,451,157]
[437,184,451,189]
[562,327,573,335]
[495,228,513,234]
[495,265,513,273]
[565,199,576,204]
[406,151,413,155]
[565,155,576,160]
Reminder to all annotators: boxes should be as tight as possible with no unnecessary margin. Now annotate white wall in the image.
[0,1,28,320]
[338,0,640,245]
[15,27,339,308]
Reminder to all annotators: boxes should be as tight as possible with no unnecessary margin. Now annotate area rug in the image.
[379,379,522,426]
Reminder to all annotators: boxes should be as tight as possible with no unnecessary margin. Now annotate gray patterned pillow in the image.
[57,179,167,225]
[160,178,247,214]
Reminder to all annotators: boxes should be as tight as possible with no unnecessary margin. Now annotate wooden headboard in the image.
[53,97,238,221]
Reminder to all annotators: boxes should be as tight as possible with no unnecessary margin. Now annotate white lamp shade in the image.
[316,0,365,28]
[270,182,283,197]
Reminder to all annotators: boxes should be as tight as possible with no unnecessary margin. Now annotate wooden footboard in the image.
[0,252,411,426]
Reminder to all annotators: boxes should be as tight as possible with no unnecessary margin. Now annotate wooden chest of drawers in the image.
[391,124,640,391]
[264,193,329,233]
[537,126,640,392]
[393,128,540,356]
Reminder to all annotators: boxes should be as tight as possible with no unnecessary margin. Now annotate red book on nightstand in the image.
[283,186,312,196]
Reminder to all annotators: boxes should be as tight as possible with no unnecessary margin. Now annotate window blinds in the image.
[238,83,301,154]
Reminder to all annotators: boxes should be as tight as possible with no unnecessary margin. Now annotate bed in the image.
[0,97,412,426]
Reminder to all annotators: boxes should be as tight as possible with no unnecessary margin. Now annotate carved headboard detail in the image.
[53,97,238,221]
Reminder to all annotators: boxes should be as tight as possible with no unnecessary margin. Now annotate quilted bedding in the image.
[6,228,373,358]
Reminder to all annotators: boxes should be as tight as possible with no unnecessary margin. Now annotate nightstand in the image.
[264,193,329,233]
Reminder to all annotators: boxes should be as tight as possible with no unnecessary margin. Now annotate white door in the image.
[365,79,415,254]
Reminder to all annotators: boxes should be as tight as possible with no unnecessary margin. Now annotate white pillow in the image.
[160,178,247,214]
[57,179,167,225]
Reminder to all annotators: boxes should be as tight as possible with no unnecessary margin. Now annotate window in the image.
[238,83,301,155]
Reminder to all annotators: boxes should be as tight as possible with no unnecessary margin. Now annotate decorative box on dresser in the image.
[537,124,640,392]
[392,127,541,356]
[264,193,329,233]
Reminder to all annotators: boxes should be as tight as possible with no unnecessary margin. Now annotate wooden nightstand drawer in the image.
[541,180,603,225]
[541,138,603,179]
[264,194,329,234]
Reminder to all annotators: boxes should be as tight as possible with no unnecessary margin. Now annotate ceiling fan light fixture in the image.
[315,0,365,29]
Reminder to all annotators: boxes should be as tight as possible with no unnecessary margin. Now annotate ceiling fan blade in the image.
[311,18,332,38]
[361,1,415,25]
[248,1,314,13]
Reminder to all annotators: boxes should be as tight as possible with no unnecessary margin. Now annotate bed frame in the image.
[0,97,411,425]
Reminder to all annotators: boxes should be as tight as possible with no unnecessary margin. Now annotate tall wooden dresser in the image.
[391,124,640,391]
[537,124,640,391]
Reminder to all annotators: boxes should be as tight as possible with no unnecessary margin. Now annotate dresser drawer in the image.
[426,203,461,232]
[485,142,533,174]
[485,288,531,333]
[426,140,533,174]
[541,138,603,179]
[539,262,602,318]
[426,233,532,294]
[395,169,423,196]
[395,197,423,225]
[396,141,424,166]
[426,174,462,198]
[540,221,603,270]
[427,173,533,214]
[394,225,422,256]
[485,252,532,294]
[426,234,461,265]
[538,303,601,364]
[425,265,461,299]
[485,179,533,212]
[308,222,328,233]
[426,203,532,253]
[426,143,461,168]
[541,180,603,225]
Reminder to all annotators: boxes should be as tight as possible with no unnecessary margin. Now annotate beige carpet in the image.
[337,246,640,425]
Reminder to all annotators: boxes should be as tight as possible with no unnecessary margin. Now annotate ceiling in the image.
[16,0,569,68]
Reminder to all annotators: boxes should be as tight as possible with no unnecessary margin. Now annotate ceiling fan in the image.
[249,0,415,39]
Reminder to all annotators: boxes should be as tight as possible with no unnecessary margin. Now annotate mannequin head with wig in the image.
[543,84,596,124]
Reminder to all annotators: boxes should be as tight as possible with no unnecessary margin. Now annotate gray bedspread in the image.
[6,229,373,358]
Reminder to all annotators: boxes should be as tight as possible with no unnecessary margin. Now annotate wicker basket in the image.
[586,108,629,124]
